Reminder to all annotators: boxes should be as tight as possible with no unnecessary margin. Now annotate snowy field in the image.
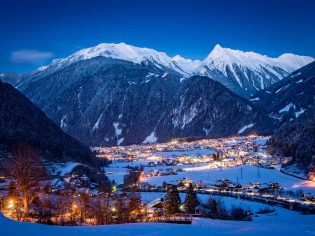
[140,191,276,212]
[2,191,315,236]
[1,209,315,236]
[141,165,315,194]
[140,191,277,215]
[105,159,315,194]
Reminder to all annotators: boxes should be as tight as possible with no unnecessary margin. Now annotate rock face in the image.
[19,56,274,146]
[252,61,315,122]
[0,81,94,163]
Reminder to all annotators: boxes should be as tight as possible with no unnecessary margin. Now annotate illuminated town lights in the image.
[112,185,117,192]
[72,203,78,210]
[8,200,14,209]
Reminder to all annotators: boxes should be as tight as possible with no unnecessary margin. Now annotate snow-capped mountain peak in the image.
[204,44,277,71]
[204,44,314,73]
[172,55,201,74]
[198,44,314,97]
[275,53,315,72]
[207,44,226,58]
[31,42,314,98]
[35,42,188,76]
[68,42,166,63]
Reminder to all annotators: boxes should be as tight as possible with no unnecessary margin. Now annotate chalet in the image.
[146,198,164,217]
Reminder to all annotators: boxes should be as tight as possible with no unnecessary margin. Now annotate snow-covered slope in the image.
[172,55,201,74]
[202,44,313,74]
[198,44,314,97]
[31,42,313,98]
[36,43,189,76]
[276,53,314,72]
[1,208,315,236]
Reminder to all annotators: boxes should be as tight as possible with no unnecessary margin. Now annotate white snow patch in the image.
[113,122,122,136]
[203,127,210,135]
[162,72,168,78]
[275,84,290,94]
[51,162,81,177]
[238,123,254,134]
[117,137,124,146]
[145,72,159,78]
[92,113,103,132]
[143,131,158,144]
[279,103,295,113]
[295,109,305,118]
[172,55,201,74]
[291,72,302,77]
[60,114,67,128]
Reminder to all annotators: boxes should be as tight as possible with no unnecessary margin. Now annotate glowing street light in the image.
[111,207,116,212]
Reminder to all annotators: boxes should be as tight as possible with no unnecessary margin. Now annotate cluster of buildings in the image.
[94,135,290,171]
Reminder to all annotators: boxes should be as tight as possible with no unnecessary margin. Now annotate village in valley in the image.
[1,135,315,227]
[93,135,315,211]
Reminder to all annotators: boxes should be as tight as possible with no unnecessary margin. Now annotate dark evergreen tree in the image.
[184,183,199,214]
[123,166,144,188]
[98,173,111,193]
[206,197,228,219]
[163,185,180,215]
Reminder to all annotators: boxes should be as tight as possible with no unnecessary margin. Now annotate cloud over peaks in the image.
[11,50,54,64]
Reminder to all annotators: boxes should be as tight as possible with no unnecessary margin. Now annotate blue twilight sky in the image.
[1,0,315,73]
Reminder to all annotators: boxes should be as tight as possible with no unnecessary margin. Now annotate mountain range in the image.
[15,42,314,98]
[16,56,274,146]
[1,42,314,148]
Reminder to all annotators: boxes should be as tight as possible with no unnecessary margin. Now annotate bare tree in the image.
[0,142,48,215]
[92,194,113,225]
